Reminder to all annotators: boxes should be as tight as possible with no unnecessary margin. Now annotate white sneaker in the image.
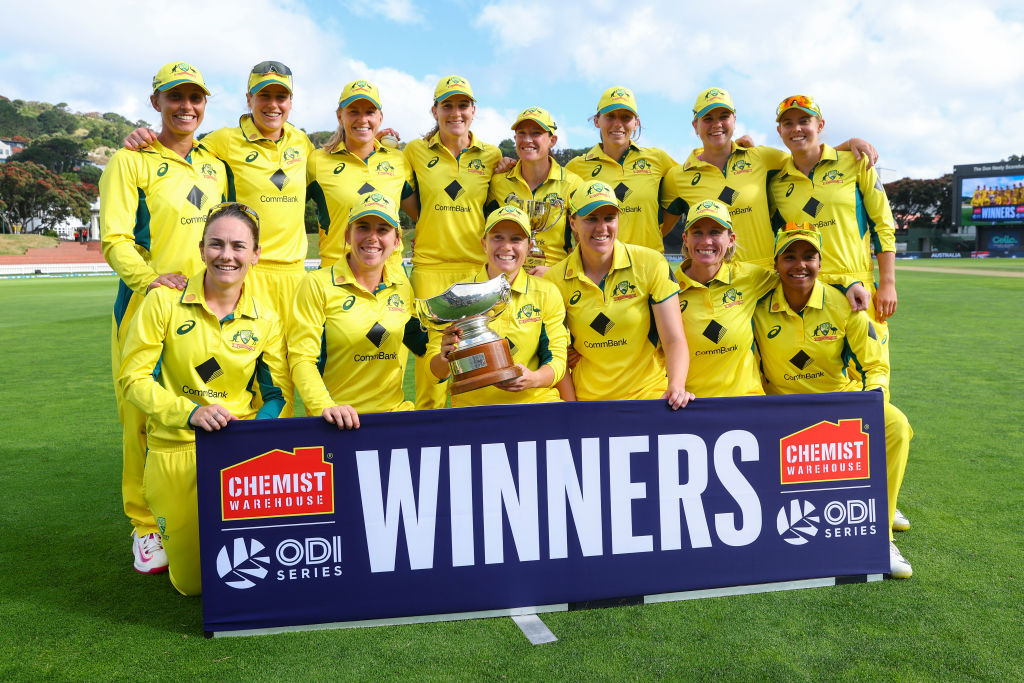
[889,541,912,579]
[893,508,910,532]
[132,531,169,574]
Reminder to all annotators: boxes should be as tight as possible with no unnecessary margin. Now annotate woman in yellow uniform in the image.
[566,86,676,253]
[676,200,869,397]
[403,75,502,409]
[127,61,313,320]
[751,224,913,578]
[661,88,877,268]
[768,95,897,337]
[544,180,693,409]
[429,205,569,407]
[100,61,227,574]
[289,193,426,428]
[485,107,583,274]
[119,203,288,595]
[307,79,413,269]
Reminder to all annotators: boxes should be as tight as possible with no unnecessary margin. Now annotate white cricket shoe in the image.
[889,541,912,579]
[132,531,169,574]
[893,508,911,532]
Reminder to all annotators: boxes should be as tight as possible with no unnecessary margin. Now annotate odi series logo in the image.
[220,446,335,520]
[779,418,869,484]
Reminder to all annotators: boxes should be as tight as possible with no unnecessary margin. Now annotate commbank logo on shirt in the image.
[195,357,224,383]
[186,185,207,210]
[718,186,738,205]
[613,183,631,202]
[444,180,464,201]
[802,197,823,218]
[789,350,813,370]
[270,169,288,191]
[703,320,727,344]
[590,312,615,335]
[366,322,390,348]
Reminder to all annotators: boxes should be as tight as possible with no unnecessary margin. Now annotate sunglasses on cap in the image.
[250,60,293,76]
[207,202,261,229]
[776,95,819,119]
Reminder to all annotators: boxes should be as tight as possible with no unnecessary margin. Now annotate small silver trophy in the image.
[505,194,565,269]
[415,274,522,394]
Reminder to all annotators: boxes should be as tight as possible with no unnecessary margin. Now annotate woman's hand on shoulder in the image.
[147,273,187,292]
[124,127,158,150]
[323,405,360,430]
[190,404,238,432]
[495,157,516,173]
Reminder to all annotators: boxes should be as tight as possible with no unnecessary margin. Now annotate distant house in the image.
[0,138,29,162]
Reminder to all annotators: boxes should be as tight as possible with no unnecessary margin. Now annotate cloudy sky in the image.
[3,0,1023,180]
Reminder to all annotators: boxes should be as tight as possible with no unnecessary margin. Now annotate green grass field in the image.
[1,266,1022,680]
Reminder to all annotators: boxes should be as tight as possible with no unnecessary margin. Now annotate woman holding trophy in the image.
[485,107,583,275]
[289,193,426,429]
[428,205,569,407]
[544,180,694,409]
[566,86,677,253]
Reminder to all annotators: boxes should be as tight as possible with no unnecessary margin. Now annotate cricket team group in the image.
[99,60,915,597]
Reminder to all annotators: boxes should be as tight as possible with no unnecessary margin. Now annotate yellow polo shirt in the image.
[119,274,287,449]
[544,241,679,401]
[306,140,413,267]
[404,132,501,268]
[566,143,677,252]
[485,159,583,267]
[100,140,227,322]
[430,267,569,407]
[201,116,313,266]
[675,260,777,397]
[768,144,896,286]
[661,143,788,267]
[288,257,424,415]
[752,280,888,396]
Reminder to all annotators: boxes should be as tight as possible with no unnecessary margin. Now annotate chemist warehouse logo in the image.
[779,419,869,484]
[221,446,335,520]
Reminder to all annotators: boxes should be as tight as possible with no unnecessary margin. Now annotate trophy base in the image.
[524,254,547,270]
[449,338,523,395]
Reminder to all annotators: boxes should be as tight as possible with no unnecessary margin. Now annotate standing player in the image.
[485,107,583,274]
[125,61,313,415]
[752,224,913,578]
[307,79,413,269]
[429,205,569,406]
[566,86,676,253]
[403,75,502,409]
[543,180,693,408]
[768,95,898,345]
[100,61,227,574]
[661,87,878,268]
[289,193,426,427]
[119,203,288,595]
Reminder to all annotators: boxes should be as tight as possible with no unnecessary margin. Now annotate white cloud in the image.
[346,0,422,23]
[475,0,1024,177]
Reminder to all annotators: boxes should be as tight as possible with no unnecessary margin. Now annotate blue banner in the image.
[197,392,888,634]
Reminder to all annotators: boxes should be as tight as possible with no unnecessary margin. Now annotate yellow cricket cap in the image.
[684,199,733,232]
[348,192,400,230]
[774,223,822,257]
[597,86,638,116]
[484,205,531,237]
[434,75,475,102]
[338,79,381,109]
[247,60,293,95]
[512,106,557,133]
[152,61,210,95]
[570,180,620,216]
[692,87,735,119]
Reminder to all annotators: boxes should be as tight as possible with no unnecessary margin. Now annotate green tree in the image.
[884,175,953,231]
[9,136,84,174]
[0,161,97,233]
[552,147,589,167]
[498,138,517,160]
